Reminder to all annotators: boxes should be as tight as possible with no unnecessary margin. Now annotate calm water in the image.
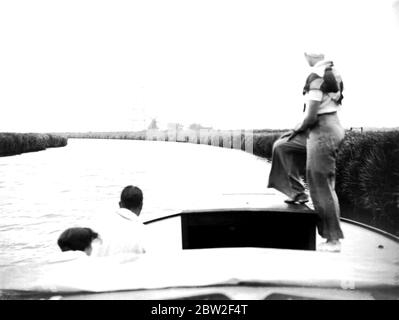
[0,139,270,269]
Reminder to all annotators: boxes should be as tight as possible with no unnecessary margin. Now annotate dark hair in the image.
[321,67,339,93]
[120,185,143,210]
[57,227,99,252]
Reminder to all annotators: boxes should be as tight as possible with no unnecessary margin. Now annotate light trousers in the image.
[268,113,345,240]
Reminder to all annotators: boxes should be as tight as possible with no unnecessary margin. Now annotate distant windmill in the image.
[148,118,159,130]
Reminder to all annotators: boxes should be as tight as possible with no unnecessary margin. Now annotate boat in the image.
[1,191,399,300]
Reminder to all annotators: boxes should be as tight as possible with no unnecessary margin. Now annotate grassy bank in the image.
[64,128,399,235]
[0,133,68,157]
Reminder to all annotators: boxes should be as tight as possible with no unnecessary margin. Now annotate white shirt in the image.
[48,250,89,264]
[305,60,342,115]
[91,208,146,257]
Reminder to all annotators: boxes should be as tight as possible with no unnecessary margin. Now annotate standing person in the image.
[268,51,345,252]
[91,185,147,257]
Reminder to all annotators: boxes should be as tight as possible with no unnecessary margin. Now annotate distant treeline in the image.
[64,128,399,235]
[63,129,288,159]
[0,133,68,157]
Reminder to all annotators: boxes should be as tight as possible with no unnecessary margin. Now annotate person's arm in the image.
[287,79,323,141]
[287,100,320,141]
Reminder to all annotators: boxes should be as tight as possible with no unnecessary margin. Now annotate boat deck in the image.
[144,191,399,263]
[1,191,398,297]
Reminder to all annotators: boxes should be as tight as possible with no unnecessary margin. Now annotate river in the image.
[0,139,270,269]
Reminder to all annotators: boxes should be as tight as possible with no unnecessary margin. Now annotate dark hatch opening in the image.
[181,210,317,251]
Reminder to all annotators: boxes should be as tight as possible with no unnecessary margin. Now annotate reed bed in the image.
[335,131,399,234]
[0,133,68,157]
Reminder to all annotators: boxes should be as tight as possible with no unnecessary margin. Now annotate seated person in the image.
[57,227,100,256]
[91,185,147,257]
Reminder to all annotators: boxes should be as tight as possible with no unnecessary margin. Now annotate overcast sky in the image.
[1,0,398,132]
